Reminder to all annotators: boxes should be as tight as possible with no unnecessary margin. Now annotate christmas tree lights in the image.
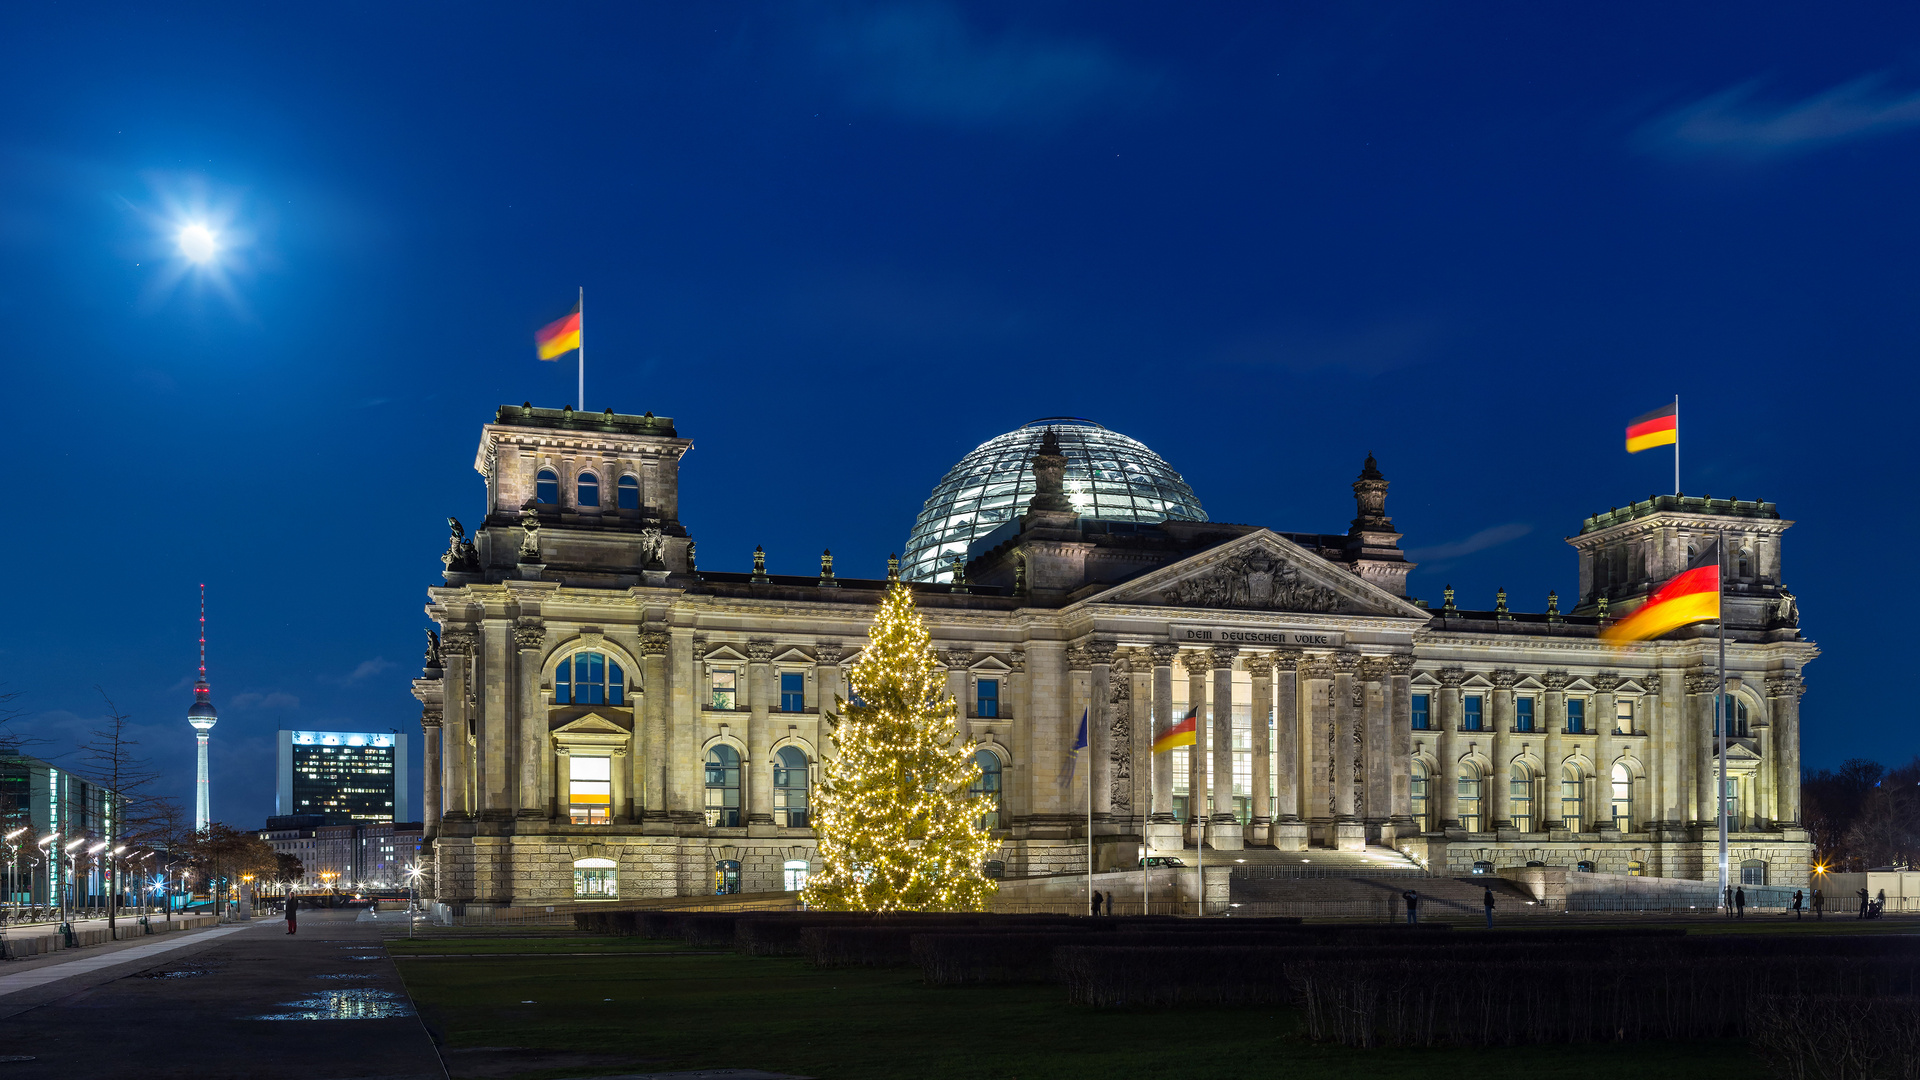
[801,581,1000,912]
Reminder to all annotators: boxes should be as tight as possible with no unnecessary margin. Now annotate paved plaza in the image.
[0,909,444,1080]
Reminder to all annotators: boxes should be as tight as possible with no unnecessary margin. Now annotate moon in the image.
[177,223,218,263]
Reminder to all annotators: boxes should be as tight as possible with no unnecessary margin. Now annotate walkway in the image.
[0,909,445,1080]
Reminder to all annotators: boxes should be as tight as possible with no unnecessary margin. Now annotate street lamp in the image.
[404,862,424,938]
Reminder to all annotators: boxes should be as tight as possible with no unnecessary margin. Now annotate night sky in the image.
[3,4,1914,827]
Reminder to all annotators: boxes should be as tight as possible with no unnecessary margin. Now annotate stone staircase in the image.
[1217,845,1544,921]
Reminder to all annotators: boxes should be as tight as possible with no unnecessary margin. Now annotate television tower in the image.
[187,584,218,831]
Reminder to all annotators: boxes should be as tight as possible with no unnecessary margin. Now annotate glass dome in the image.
[900,418,1208,582]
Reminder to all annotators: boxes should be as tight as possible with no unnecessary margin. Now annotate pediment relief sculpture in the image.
[1159,552,1347,613]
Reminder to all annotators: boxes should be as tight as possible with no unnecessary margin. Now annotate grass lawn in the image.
[394,935,1765,1080]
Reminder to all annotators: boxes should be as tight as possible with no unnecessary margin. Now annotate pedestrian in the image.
[1813,888,1824,920]
[1878,888,1888,915]
[1483,886,1495,929]
[1859,888,1871,919]
[1792,890,1803,920]
[1403,889,1420,926]
[1099,890,1110,916]
[285,893,298,936]
[1089,891,1101,917]
[1724,885,1734,916]
[1735,886,1746,919]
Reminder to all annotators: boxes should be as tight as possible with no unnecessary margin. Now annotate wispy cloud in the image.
[820,2,1150,128]
[230,691,301,711]
[1406,523,1533,563]
[321,658,395,686]
[1640,74,1920,158]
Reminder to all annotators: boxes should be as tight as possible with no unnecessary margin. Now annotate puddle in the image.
[340,954,384,962]
[250,988,415,1020]
[312,972,376,980]
[138,965,217,979]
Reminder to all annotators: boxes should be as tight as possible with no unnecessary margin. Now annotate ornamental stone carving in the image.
[1180,650,1213,675]
[746,641,774,663]
[813,641,848,665]
[513,621,545,651]
[1008,649,1026,674]
[637,527,665,570]
[1271,648,1303,673]
[1084,639,1117,667]
[1209,645,1240,670]
[1541,670,1570,691]
[1330,650,1362,675]
[424,629,442,669]
[1240,652,1274,677]
[1163,552,1344,613]
[442,517,480,573]
[943,650,972,672]
[1149,643,1180,667]
[1302,656,1334,679]
[1385,654,1416,677]
[1438,666,1467,688]
[1592,672,1623,693]
[518,507,542,561]
[1685,671,1718,694]
[441,629,477,657]
[1066,645,1093,672]
[1766,673,1805,698]
[420,708,444,729]
[640,631,671,656]
[1491,668,1518,689]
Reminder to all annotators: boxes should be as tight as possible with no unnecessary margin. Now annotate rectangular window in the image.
[574,868,617,898]
[568,755,612,825]
[1510,772,1532,832]
[1410,694,1430,730]
[1463,695,1483,732]
[780,672,805,712]
[711,669,738,710]
[1612,774,1632,831]
[1615,699,1634,735]
[976,678,999,718]
[1566,698,1586,735]
[1515,697,1535,733]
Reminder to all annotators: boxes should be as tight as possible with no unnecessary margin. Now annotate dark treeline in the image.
[1803,757,1920,871]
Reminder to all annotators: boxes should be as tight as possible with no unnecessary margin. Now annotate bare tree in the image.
[130,798,191,923]
[79,691,160,932]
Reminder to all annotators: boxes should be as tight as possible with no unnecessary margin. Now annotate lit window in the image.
[1462,695,1483,732]
[976,678,999,719]
[536,469,559,504]
[1615,699,1633,735]
[705,746,741,827]
[1509,764,1532,831]
[1561,765,1584,829]
[1410,762,1430,832]
[1457,764,1483,832]
[783,859,809,892]
[577,472,600,507]
[1611,761,1632,831]
[711,669,738,710]
[714,859,741,895]
[574,858,617,898]
[555,653,625,706]
[780,672,805,713]
[970,750,1002,829]
[568,756,612,825]
[1566,698,1586,735]
[617,475,639,510]
[1410,694,1430,730]
[773,746,809,828]
[1741,859,1767,885]
[1515,697,1535,733]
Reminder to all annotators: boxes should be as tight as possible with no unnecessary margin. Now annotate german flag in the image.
[1600,540,1720,643]
[1152,706,1199,754]
[1626,401,1678,454]
[535,301,581,360]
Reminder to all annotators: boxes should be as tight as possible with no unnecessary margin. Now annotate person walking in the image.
[1089,891,1101,917]
[284,893,298,936]
[1403,889,1420,926]
[1735,886,1746,919]
[1792,890,1803,920]
[1813,888,1824,920]
[1724,885,1734,917]
[1858,888,1871,919]
[1483,886,1495,929]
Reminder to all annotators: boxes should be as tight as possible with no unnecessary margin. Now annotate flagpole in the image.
[1087,713,1094,916]
[1674,394,1680,496]
[1716,527,1729,912]
[1144,742,1152,915]
[577,286,585,411]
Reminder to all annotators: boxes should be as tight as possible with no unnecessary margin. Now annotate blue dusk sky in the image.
[1,3,1914,826]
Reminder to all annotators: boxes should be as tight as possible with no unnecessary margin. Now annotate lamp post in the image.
[3,827,25,923]
[61,838,84,926]
[404,862,423,938]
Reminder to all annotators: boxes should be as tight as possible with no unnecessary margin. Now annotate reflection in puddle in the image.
[139,966,216,979]
[312,972,376,980]
[251,989,415,1020]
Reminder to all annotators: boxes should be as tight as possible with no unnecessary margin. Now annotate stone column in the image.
[1028,641,1067,821]
[1087,640,1116,826]
[1330,652,1363,850]
[1148,644,1178,836]
[479,620,512,814]
[1592,673,1621,832]
[1272,652,1302,832]
[1245,654,1273,845]
[421,709,443,835]
[1749,678,1774,827]
[1181,650,1211,839]
[1768,673,1804,825]
[746,641,774,828]
[1490,669,1516,829]
[1436,668,1464,829]
[441,628,475,821]
[1687,670,1718,827]
[1209,646,1241,850]
[642,631,670,820]
[1302,657,1333,828]
[1540,671,1567,830]
[1007,649,1030,824]
[1387,655,1415,834]
[515,621,545,819]
[669,626,701,823]
[1363,659,1390,837]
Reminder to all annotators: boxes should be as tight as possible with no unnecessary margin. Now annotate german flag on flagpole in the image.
[1600,539,1720,644]
[1626,400,1678,453]
[1152,706,1199,754]
[535,300,582,360]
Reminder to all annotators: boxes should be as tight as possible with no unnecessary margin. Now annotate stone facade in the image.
[417,406,1815,908]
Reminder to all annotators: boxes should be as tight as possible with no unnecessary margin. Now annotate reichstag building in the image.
[416,405,1814,908]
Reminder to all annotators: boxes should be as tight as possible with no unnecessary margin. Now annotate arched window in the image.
[713,859,740,895]
[536,469,559,504]
[1410,761,1431,833]
[1457,763,1484,832]
[555,653,626,706]
[970,750,1003,830]
[573,856,617,898]
[617,475,640,510]
[1611,761,1633,831]
[705,745,741,828]
[1741,859,1767,886]
[1561,765,1584,831]
[774,746,809,828]
[577,471,600,508]
[1736,700,1749,738]
[568,755,612,825]
[1509,763,1533,832]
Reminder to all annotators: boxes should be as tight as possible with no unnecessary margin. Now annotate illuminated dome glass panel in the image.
[900,418,1208,583]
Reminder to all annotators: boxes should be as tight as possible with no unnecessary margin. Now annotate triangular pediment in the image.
[771,647,815,665]
[1081,530,1429,619]
[553,712,628,736]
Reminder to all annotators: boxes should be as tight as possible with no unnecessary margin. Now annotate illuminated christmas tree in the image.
[802,580,999,912]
